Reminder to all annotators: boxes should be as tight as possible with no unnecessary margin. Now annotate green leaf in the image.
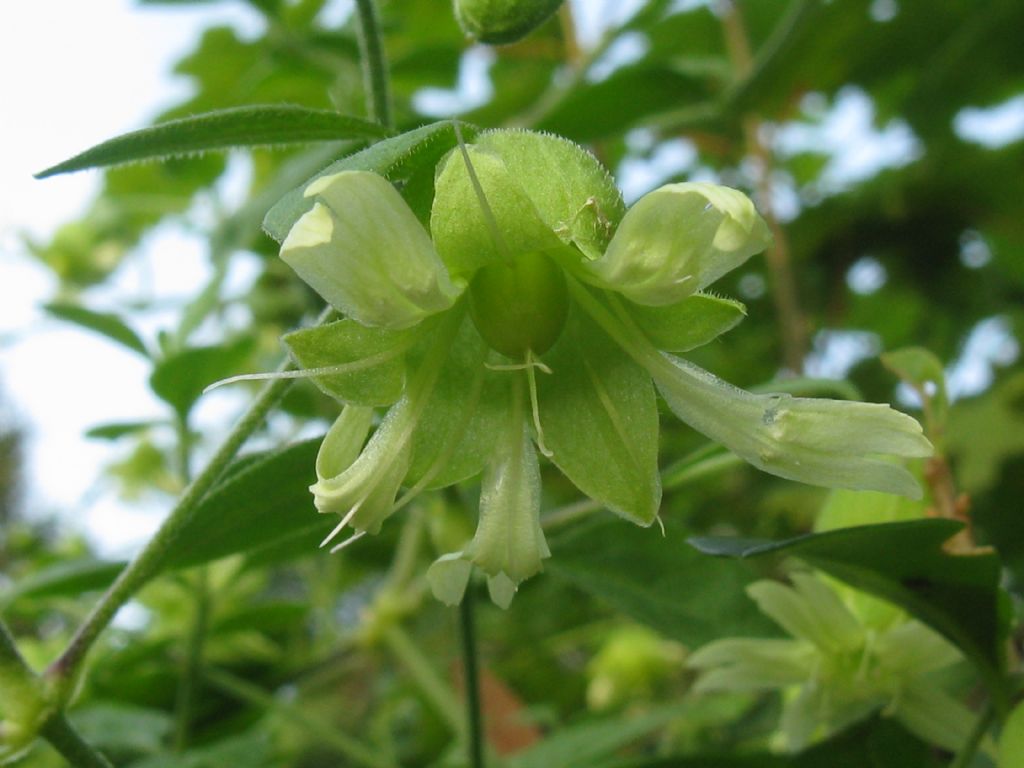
[282,319,418,406]
[688,519,1009,700]
[549,517,774,647]
[881,346,948,427]
[70,703,172,756]
[263,120,477,243]
[43,302,149,357]
[627,293,746,354]
[85,421,163,440]
[149,337,255,419]
[0,559,124,607]
[508,706,682,768]
[35,105,388,178]
[538,307,661,525]
[156,440,326,572]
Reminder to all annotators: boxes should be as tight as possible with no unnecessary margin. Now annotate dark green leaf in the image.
[149,337,255,419]
[156,439,327,571]
[689,519,1009,699]
[44,302,149,357]
[263,120,477,242]
[1,559,125,607]
[549,518,774,647]
[36,105,387,178]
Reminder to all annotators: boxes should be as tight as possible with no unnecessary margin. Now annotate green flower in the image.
[278,128,931,607]
[687,571,974,753]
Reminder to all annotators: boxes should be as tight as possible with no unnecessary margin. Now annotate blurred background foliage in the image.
[2,0,1023,765]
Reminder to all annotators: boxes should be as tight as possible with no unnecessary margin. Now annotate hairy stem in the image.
[354,0,393,130]
[47,308,333,700]
[39,714,115,768]
[459,586,486,768]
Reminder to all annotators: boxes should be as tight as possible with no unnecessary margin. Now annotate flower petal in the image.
[688,638,812,691]
[624,292,747,354]
[426,552,473,606]
[282,170,461,328]
[652,354,932,498]
[588,182,771,306]
[747,575,862,654]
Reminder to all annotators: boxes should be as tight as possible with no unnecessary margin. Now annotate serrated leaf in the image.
[548,518,774,647]
[263,120,477,242]
[688,519,1009,700]
[155,440,326,572]
[44,302,149,357]
[282,319,418,406]
[36,105,387,178]
[538,307,661,524]
[149,337,255,419]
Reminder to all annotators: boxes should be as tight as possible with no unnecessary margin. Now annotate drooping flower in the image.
[278,128,932,607]
[687,571,975,753]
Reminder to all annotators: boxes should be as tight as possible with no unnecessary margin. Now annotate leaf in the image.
[70,703,173,756]
[263,120,476,242]
[282,319,417,406]
[508,706,682,768]
[155,439,326,572]
[0,559,125,607]
[85,421,163,440]
[548,517,774,648]
[881,346,948,427]
[43,302,149,357]
[538,307,661,525]
[688,519,1009,700]
[626,293,747,354]
[149,337,255,419]
[35,105,388,178]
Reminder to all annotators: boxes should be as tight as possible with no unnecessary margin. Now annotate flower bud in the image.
[454,0,564,44]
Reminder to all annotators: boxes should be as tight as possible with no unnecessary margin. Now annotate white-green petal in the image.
[281,170,461,329]
[587,182,771,306]
[311,397,414,535]
[688,638,811,691]
[652,354,932,498]
[426,552,473,606]
[316,405,374,480]
[890,680,975,754]
[746,575,862,654]
[464,418,550,586]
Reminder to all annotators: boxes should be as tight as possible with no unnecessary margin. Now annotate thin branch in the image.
[39,714,114,768]
[353,0,393,130]
[459,586,486,768]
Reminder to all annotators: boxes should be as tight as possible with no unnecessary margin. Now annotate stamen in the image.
[655,515,666,536]
[525,350,553,458]
[485,359,553,374]
[329,530,366,554]
[319,503,363,548]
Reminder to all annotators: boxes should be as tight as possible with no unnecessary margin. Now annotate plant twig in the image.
[353,0,393,130]
[39,714,114,768]
[459,585,486,768]
[47,307,333,701]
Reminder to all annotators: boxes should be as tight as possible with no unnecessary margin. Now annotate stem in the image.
[382,625,465,736]
[205,669,396,768]
[39,714,114,768]
[949,701,996,768]
[48,307,334,699]
[353,0,393,130]
[721,0,807,373]
[459,588,485,768]
[173,570,209,751]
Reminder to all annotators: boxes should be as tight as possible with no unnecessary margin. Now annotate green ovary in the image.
[468,251,569,358]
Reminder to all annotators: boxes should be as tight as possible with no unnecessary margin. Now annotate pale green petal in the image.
[431,146,566,277]
[426,552,473,606]
[891,680,975,753]
[625,292,747,354]
[465,417,550,584]
[316,405,374,480]
[875,621,962,677]
[282,171,460,329]
[487,573,517,610]
[652,354,932,498]
[688,638,811,691]
[312,397,414,535]
[746,576,861,654]
[588,182,771,306]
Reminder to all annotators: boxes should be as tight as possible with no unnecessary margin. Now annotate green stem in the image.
[382,624,464,736]
[459,587,486,768]
[39,714,114,768]
[950,701,997,768]
[47,307,333,700]
[353,0,393,130]
[173,570,209,751]
[205,668,396,768]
